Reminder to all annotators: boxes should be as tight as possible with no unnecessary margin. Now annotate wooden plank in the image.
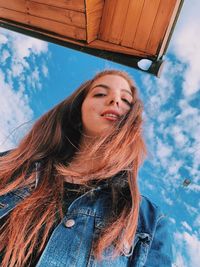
[157,0,182,58]
[31,0,85,12]
[86,0,104,13]
[146,0,178,55]
[86,0,104,43]
[0,7,27,23]
[89,39,151,57]
[28,1,86,28]
[0,7,86,40]
[0,16,86,45]
[87,9,102,26]
[121,0,145,48]
[107,0,130,44]
[30,14,86,40]
[133,0,161,52]
[98,0,117,42]
[87,17,101,42]
[0,0,27,13]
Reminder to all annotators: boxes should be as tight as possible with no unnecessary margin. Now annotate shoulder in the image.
[138,195,167,233]
[140,195,162,214]
[0,187,31,220]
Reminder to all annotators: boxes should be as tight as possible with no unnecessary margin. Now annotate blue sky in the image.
[0,0,199,266]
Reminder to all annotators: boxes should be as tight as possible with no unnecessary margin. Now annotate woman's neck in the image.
[79,133,96,150]
[67,134,98,172]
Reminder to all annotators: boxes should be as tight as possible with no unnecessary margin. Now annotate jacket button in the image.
[65,219,75,228]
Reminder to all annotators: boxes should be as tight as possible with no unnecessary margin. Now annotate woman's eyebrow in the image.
[91,84,132,96]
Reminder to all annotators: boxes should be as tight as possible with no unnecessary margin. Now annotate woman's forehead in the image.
[90,74,132,92]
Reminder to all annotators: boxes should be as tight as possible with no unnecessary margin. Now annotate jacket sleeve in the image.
[144,215,173,267]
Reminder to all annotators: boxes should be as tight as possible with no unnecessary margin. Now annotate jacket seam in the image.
[157,213,166,223]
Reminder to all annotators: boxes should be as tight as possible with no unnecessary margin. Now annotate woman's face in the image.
[81,74,133,137]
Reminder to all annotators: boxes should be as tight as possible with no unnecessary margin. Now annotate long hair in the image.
[0,69,146,266]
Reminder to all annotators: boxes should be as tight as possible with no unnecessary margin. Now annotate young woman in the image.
[0,70,172,266]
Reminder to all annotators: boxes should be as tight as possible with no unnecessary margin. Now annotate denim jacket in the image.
[0,159,172,266]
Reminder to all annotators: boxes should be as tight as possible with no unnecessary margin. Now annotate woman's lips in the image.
[101,110,120,122]
[101,114,119,121]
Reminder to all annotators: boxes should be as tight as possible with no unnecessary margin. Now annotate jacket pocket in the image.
[88,216,130,267]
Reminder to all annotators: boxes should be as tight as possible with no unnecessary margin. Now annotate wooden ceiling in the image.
[0,0,183,75]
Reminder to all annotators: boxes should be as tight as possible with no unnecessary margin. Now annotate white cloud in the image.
[178,99,199,119]
[169,217,176,224]
[0,33,7,44]
[183,232,200,266]
[173,253,187,267]
[194,215,200,228]
[175,99,200,184]
[170,0,200,96]
[156,139,173,163]
[142,179,155,191]
[12,62,25,77]
[161,189,173,206]
[0,70,33,151]
[27,67,42,90]
[157,110,175,123]
[0,49,10,64]
[187,184,200,193]
[42,64,48,77]
[139,56,199,200]
[183,202,198,216]
[0,28,48,88]
[3,29,48,59]
[0,29,49,151]
[174,231,200,267]
[171,125,188,149]
[141,60,177,118]
[181,221,192,232]
[154,97,200,190]
[168,159,183,176]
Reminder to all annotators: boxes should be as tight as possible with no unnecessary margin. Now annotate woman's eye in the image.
[94,93,106,97]
[122,98,132,106]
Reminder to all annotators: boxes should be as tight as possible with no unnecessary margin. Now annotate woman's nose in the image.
[107,95,120,107]
[109,99,119,107]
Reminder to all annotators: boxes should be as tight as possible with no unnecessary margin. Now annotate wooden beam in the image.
[133,0,161,52]
[98,0,116,42]
[86,0,104,43]
[121,0,145,48]
[28,1,86,28]
[107,0,130,44]
[31,0,85,12]
[0,0,26,13]
[157,0,182,58]
[0,8,86,40]
[89,39,151,57]
[146,0,178,55]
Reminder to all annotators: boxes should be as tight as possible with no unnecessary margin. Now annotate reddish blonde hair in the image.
[0,70,146,266]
